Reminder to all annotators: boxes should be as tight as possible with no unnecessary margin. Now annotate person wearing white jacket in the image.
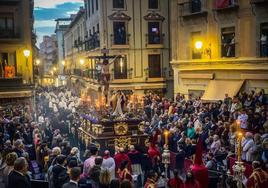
[242,132,254,162]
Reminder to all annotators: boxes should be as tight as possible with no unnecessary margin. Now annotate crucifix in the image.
[87,48,123,104]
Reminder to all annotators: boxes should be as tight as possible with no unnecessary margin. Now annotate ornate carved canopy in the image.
[108,11,131,21]
[144,12,165,21]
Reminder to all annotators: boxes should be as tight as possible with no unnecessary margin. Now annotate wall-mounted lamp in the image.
[195,41,211,59]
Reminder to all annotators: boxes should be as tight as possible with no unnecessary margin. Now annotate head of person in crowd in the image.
[186,170,195,182]
[14,157,28,175]
[52,146,61,157]
[5,152,18,166]
[110,179,121,188]
[245,132,254,140]
[56,154,67,166]
[99,168,111,186]
[120,160,129,171]
[147,170,158,182]
[252,160,262,170]
[94,156,103,167]
[121,180,132,188]
[67,160,78,171]
[103,150,110,158]
[70,147,79,157]
[89,145,98,156]
[119,147,125,153]
[69,167,81,183]
[14,139,24,151]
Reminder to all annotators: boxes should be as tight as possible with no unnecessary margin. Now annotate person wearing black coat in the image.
[52,155,69,188]
[8,157,31,188]
[176,144,186,175]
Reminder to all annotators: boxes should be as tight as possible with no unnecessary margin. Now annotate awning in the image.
[202,80,244,101]
[0,90,33,99]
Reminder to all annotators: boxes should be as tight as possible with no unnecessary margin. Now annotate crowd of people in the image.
[0,86,268,188]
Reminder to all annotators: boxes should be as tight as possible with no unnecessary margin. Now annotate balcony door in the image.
[148,22,161,44]
[114,57,127,79]
[148,54,161,78]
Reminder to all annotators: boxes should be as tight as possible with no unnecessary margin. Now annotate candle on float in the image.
[164,130,169,146]
[236,120,241,130]
[237,132,243,162]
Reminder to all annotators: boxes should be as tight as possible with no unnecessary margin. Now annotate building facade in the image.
[171,0,268,100]
[64,0,172,99]
[55,18,72,76]
[0,0,35,102]
[39,35,58,76]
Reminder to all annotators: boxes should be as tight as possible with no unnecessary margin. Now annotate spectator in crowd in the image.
[114,147,132,174]
[62,167,81,188]
[168,169,183,188]
[144,170,157,188]
[7,157,30,188]
[247,161,268,188]
[184,170,201,188]
[118,160,132,182]
[99,168,111,188]
[52,154,69,188]
[242,132,254,162]
[102,150,115,179]
[0,152,18,188]
[83,146,98,177]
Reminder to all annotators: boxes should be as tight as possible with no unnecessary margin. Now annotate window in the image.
[191,31,202,59]
[92,0,94,14]
[149,0,159,9]
[113,0,124,9]
[260,23,268,57]
[114,57,127,79]
[96,0,99,10]
[0,52,16,78]
[148,54,161,78]
[190,0,201,13]
[97,24,99,32]
[87,0,91,17]
[113,22,127,45]
[148,22,161,44]
[0,13,14,38]
[221,27,235,57]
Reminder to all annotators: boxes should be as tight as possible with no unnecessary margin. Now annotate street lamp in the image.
[195,41,203,50]
[36,59,40,66]
[80,59,85,66]
[23,49,30,83]
[194,41,211,59]
[23,49,30,58]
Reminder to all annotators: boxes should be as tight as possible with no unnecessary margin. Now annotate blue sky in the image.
[34,0,83,46]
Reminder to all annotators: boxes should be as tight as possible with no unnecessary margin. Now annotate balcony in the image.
[110,33,130,48]
[0,29,21,41]
[0,77,34,92]
[214,0,239,11]
[178,0,208,19]
[111,68,133,81]
[146,33,165,47]
[82,69,100,80]
[85,35,100,51]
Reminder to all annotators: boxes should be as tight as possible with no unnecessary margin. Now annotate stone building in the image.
[64,0,173,99]
[0,0,35,102]
[171,0,268,100]
[55,17,72,76]
[39,35,58,76]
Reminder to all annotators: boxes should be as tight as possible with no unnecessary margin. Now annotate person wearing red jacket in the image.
[168,169,183,188]
[114,147,132,175]
[144,170,158,188]
[246,161,268,188]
